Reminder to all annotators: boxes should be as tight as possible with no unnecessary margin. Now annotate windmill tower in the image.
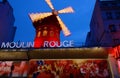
[29,0,74,48]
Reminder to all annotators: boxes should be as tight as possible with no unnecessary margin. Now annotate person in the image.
[70,73,74,78]
[103,68,109,78]
[55,70,60,78]
[9,64,14,78]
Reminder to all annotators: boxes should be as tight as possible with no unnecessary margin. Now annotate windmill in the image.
[29,0,74,48]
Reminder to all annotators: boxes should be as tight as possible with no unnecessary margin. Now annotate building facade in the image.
[86,0,120,47]
[29,15,61,48]
[0,0,16,45]
[85,0,120,77]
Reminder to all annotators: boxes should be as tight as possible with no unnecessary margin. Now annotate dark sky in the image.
[8,0,95,46]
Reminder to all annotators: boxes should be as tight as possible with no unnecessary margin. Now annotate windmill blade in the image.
[56,16,71,36]
[58,6,74,14]
[45,0,54,10]
[29,12,52,22]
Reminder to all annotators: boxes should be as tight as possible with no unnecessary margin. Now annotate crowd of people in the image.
[0,61,28,77]
[29,60,111,78]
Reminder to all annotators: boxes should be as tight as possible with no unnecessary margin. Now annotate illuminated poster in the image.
[0,61,28,78]
[29,59,111,78]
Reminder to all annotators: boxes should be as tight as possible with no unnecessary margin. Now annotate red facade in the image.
[33,15,61,48]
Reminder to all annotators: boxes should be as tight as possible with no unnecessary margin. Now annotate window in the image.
[43,30,48,36]
[38,28,41,31]
[50,31,54,37]
[115,12,120,19]
[88,32,91,37]
[42,27,48,36]
[114,39,120,45]
[111,3,117,7]
[109,24,116,32]
[118,3,120,7]
[37,31,41,37]
[100,2,109,7]
[106,12,113,20]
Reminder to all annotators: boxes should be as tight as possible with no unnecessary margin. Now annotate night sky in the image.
[8,0,95,46]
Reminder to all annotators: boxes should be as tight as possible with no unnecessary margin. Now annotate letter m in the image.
[1,42,10,48]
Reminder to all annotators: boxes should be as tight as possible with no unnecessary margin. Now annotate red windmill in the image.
[29,0,74,48]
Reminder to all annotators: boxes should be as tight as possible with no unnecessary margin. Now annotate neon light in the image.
[44,40,74,47]
[1,42,34,48]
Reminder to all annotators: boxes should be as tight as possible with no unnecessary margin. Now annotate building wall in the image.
[85,0,120,77]
[86,0,105,47]
[0,0,16,45]
[85,0,120,47]
[100,0,120,46]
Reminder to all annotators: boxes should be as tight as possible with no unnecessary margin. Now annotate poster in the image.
[29,59,111,78]
[0,61,28,78]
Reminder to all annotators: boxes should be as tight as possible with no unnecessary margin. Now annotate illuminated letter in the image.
[56,41,62,47]
[69,40,74,47]
[49,41,56,47]
[44,41,49,47]
[27,42,34,48]
[62,40,69,47]
[9,42,16,48]
[16,42,21,48]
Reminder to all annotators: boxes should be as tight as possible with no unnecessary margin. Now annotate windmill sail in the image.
[58,6,74,14]
[29,0,74,36]
[45,0,54,10]
[29,12,52,22]
[56,16,71,36]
